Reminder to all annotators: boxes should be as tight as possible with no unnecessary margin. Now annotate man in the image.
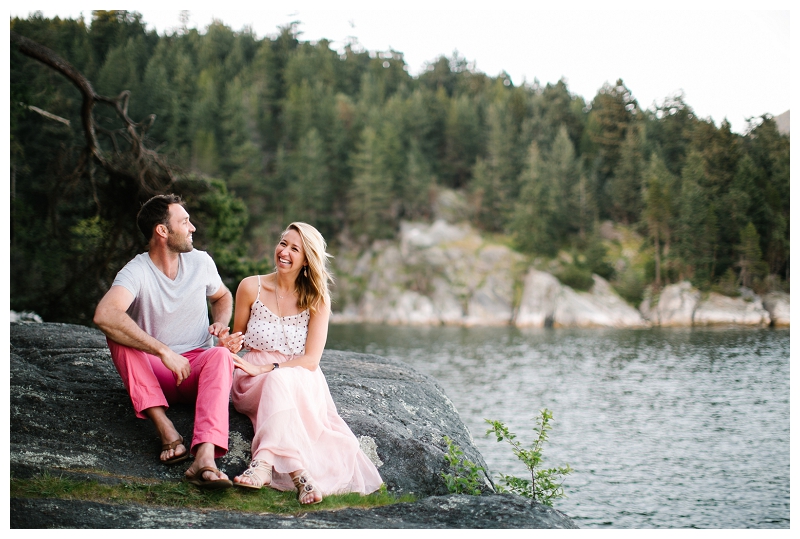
[94,194,243,489]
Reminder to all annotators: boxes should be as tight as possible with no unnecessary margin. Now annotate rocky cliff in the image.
[10,322,578,529]
[331,220,788,328]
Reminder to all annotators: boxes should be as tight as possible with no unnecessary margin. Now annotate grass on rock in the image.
[11,472,415,514]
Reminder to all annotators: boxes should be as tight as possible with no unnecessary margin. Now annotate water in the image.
[326,324,790,528]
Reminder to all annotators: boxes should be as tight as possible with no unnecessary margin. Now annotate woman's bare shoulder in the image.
[237,274,265,295]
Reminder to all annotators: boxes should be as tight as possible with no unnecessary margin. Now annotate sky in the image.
[8,1,793,135]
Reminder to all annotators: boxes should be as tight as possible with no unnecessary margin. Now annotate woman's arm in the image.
[230,275,276,376]
[269,297,330,372]
[233,275,259,334]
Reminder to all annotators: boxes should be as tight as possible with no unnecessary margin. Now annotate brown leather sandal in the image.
[161,435,189,465]
[185,466,233,490]
[234,459,273,490]
[291,470,323,505]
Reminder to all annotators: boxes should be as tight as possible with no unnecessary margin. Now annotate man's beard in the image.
[167,230,193,253]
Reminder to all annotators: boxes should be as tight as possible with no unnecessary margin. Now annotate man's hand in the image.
[216,326,244,354]
[208,322,228,337]
[160,349,191,386]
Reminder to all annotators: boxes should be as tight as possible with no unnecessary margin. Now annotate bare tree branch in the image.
[22,103,71,126]
[11,30,175,196]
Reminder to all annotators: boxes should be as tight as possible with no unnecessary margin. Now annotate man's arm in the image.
[207,282,233,336]
[93,286,191,385]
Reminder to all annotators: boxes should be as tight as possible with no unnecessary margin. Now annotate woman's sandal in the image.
[234,459,273,490]
[161,435,189,465]
[291,470,323,505]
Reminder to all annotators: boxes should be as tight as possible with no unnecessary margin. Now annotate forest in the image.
[9,11,790,325]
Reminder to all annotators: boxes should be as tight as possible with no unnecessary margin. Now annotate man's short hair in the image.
[137,194,184,242]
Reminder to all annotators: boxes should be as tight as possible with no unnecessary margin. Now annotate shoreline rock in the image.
[640,282,782,327]
[515,270,648,329]
[762,292,790,326]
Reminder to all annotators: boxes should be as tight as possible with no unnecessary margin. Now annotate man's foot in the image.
[185,466,233,490]
[144,406,188,464]
[184,442,231,489]
[160,435,189,464]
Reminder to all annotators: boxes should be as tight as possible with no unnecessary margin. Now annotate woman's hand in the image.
[232,354,268,377]
[216,327,244,354]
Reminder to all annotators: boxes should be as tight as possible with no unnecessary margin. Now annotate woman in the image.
[224,222,383,504]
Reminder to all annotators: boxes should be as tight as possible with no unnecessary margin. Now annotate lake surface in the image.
[326,324,790,529]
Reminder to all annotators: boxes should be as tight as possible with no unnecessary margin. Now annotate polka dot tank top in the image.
[243,275,310,356]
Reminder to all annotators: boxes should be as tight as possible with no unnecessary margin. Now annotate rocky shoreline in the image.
[10,322,578,529]
[331,220,789,329]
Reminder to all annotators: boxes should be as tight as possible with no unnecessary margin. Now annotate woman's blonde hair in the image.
[281,222,333,314]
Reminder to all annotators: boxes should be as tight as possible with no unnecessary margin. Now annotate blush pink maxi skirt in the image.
[231,349,383,495]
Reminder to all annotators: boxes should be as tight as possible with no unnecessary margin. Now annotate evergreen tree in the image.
[735,222,767,289]
[348,126,394,240]
[642,154,675,287]
[675,151,717,285]
[548,124,581,237]
[401,139,436,221]
[605,122,646,224]
[443,93,482,188]
[511,142,556,255]
[582,79,639,214]
[472,98,521,232]
[287,128,332,235]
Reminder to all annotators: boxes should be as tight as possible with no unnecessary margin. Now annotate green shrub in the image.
[584,239,615,280]
[440,435,486,496]
[555,264,595,291]
[613,267,646,306]
[485,409,573,506]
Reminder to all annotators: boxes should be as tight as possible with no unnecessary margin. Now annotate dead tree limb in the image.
[11,30,175,196]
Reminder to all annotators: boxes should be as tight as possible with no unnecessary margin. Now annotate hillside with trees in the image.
[10,11,790,325]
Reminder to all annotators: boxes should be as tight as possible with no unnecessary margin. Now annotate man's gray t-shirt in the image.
[112,249,223,354]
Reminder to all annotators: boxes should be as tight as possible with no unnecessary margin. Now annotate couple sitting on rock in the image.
[93,194,382,504]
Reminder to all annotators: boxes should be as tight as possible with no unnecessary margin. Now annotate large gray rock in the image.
[693,292,769,326]
[514,269,561,327]
[10,322,489,497]
[762,292,790,326]
[10,322,579,528]
[640,282,786,327]
[515,270,648,328]
[640,281,700,326]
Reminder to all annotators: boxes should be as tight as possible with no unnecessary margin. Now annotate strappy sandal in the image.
[161,435,189,465]
[234,459,273,490]
[291,470,323,505]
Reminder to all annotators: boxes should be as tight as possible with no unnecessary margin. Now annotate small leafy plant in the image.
[440,435,486,496]
[485,408,573,506]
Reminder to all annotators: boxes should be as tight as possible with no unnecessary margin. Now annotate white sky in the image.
[9,1,793,135]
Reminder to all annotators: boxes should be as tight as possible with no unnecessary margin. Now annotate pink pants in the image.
[107,339,234,458]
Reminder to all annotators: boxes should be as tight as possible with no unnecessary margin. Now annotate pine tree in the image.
[287,128,332,234]
[642,154,675,287]
[605,122,646,224]
[735,222,767,289]
[674,151,716,285]
[348,126,393,240]
[401,139,435,221]
[511,142,557,255]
